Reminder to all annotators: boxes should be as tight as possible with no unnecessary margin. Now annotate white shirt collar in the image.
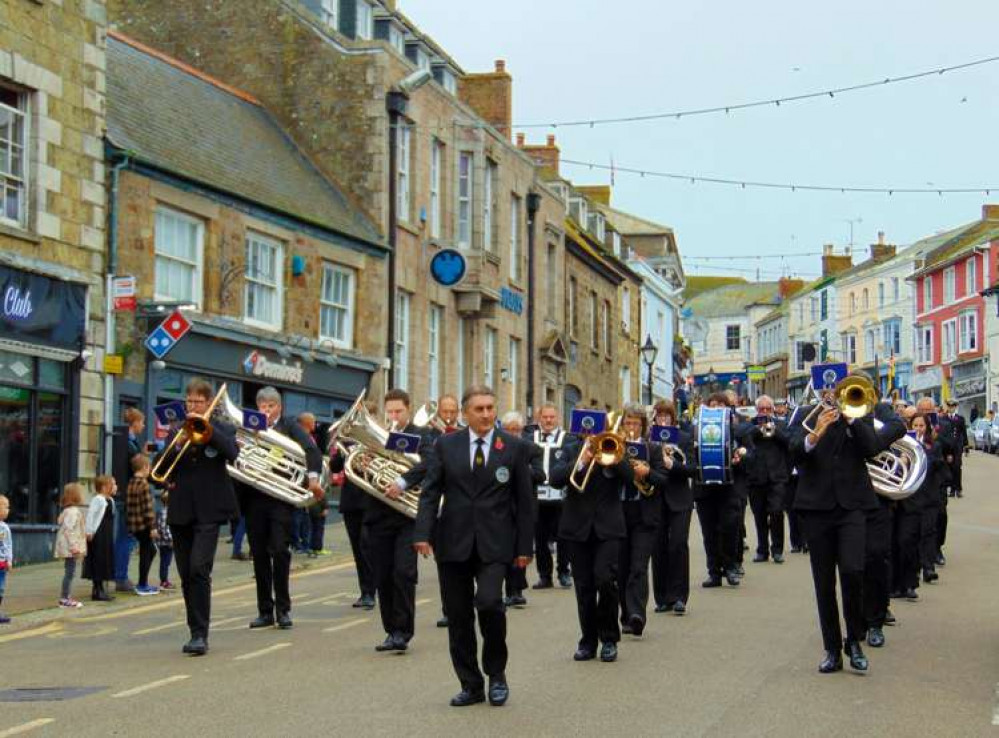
[470,428,495,446]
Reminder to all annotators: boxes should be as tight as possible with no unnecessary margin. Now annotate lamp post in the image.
[641,334,659,406]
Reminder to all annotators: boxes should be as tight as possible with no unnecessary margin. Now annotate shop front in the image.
[910,366,943,404]
[786,374,809,405]
[952,358,987,418]
[693,371,748,399]
[0,264,87,559]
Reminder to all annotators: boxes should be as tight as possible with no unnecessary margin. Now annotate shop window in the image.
[320,263,354,349]
[244,232,284,330]
[154,206,204,307]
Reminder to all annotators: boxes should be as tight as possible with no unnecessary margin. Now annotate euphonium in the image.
[569,413,626,492]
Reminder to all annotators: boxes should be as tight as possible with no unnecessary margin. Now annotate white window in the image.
[588,212,606,242]
[892,277,900,303]
[959,310,978,353]
[883,321,901,356]
[726,324,740,351]
[428,305,442,400]
[944,266,956,303]
[612,231,622,257]
[589,291,598,349]
[456,317,466,400]
[319,262,354,348]
[923,277,932,312]
[483,161,496,252]
[864,329,877,361]
[621,286,631,331]
[841,333,856,365]
[396,123,411,222]
[620,366,631,405]
[862,289,869,311]
[439,69,457,95]
[484,327,496,387]
[355,0,374,40]
[602,300,610,353]
[568,276,578,336]
[878,282,885,308]
[244,232,283,329]
[794,341,806,372]
[568,196,588,226]
[393,291,410,390]
[508,337,519,409]
[430,140,442,239]
[809,296,818,323]
[457,152,473,248]
[0,85,27,227]
[917,325,933,364]
[942,319,957,362]
[849,292,856,316]
[319,0,337,27]
[509,194,521,280]
[154,206,204,307]
[388,26,405,55]
[966,256,977,296]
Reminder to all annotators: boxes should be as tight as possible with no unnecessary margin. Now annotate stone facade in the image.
[1,0,108,484]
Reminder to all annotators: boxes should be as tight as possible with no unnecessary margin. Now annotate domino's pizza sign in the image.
[144,310,192,359]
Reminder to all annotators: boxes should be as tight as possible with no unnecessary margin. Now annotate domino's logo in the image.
[244,351,260,374]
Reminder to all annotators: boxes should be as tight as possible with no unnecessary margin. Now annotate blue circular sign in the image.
[429,249,467,287]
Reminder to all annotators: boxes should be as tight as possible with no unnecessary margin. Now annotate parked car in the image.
[970,418,991,451]
[989,419,999,453]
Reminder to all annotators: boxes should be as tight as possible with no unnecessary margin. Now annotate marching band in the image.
[147,360,961,703]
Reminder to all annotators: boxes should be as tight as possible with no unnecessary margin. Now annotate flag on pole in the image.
[887,352,896,394]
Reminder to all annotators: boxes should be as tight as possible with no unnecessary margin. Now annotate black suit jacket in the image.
[328,444,367,514]
[620,440,669,528]
[414,429,534,564]
[273,416,323,476]
[662,431,696,512]
[163,420,240,526]
[899,439,944,513]
[366,423,433,531]
[789,411,882,511]
[550,438,628,542]
[744,420,791,486]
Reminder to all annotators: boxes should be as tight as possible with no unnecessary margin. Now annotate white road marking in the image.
[133,615,244,636]
[111,675,191,699]
[233,642,291,661]
[322,617,369,633]
[0,719,56,737]
[415,598,433,606]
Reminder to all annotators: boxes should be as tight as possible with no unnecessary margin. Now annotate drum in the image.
[697,406,732,485]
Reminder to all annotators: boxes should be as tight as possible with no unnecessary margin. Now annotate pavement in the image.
[1,453,998,737]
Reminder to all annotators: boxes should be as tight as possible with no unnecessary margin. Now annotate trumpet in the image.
[150,385,226,484]
[569,413,625,492]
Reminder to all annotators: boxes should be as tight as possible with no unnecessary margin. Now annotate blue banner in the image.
[810,362,848,390]
[242,408,268,432]
[386,431,421,454]
[625,441,649,461]
[570,409,607,435]
[153,401,186,426]
[650,425,679,444]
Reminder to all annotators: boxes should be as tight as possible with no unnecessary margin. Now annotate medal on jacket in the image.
[495,466,510,484]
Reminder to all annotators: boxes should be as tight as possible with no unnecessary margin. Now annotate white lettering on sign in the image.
[3,286,32,319]
[242,350,304,384]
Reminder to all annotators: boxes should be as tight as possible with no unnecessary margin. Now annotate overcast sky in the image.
[403,0,999,282]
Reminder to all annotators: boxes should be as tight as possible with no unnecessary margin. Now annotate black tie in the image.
[542,433,550,443]
[474,438,486,469]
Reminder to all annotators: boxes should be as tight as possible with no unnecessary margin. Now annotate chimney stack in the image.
[822,244,853,277]
[983,203,999,221]
[458,59,512,140]
[520,135,560,178]
[869,232,897,263]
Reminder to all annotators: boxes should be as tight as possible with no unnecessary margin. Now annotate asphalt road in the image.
[2,453,998,737]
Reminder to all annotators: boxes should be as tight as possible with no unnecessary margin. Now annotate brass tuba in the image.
[330,391,422,518]
[413,401,446,433]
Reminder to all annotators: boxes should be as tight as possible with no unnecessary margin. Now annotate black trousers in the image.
[785,479,805,550]
[566,533,620,648]
[800,507,867,652]
[949,457,963,493]
[920,507,939,571]
[505,563,528,596]
[652,507,691,608]
[133,529,158,588]
[863,505,892,629]
[439,549,508,692]
[695,485,740,575]
[342,510,375,598]
[535,502,568,580]
[937,498,948,552]
[170,522,221,640]
[365,522,417,640]
[618,503,657,625]
[749,483,786,557]
[892,510,921,592]
[244,494,294,617]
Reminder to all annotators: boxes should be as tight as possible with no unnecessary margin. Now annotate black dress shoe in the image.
[450,688,486,707]
[532,578,554,590]
[654,603,670,613]
[789,546,802,554]
[351,597,366,608]
[249,615,275,629]
[818,651,843,673]
[558,573,573,588]
[673,601,686,615]
[702,575,722,588]
[276,613,293,629]
[91,591,114,602]
[935,553,946,567]
[375,635,397,652]
[752,553,768,563]
[436,616,449,628]
[509,593,527,607]
[573,645,596,661]
[599,642,618,662]
[620,623,634,635]
[502,596,513,607]
[844,641,868,671]
[889,590,904,599]
[866,627,885,648]
[723,569,741,586]
[360,594,376,610]
[922,568,939,583]
[903,588,919,601]
[488,677,509,706]
[772,553,785,564]
[184,637,208,656]
[884,609,896,626]
[391,634,409,652]
[628,614,645,637]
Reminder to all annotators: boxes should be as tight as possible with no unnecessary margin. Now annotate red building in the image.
[909,205,999,415]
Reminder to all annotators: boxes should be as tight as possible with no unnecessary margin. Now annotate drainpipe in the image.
[103,148,132,473]
[386,92,408,389]
[525,192,541,419]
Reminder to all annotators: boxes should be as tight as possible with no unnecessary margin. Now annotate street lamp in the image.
[641,334,659,406]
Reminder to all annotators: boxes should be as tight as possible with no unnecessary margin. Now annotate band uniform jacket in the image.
[328,444,366,514]
[548,438,629,542]
[692,415,746,502]
[788,412,882,511]
[161,420,240,526]
[620,440,670,529]
[365,423,434,531]
[898,438,944,514]
[662,430,696,512]
[414,428,534,564]
[235,415,322,519]
[744,420,791,487]
[528,429,573,502]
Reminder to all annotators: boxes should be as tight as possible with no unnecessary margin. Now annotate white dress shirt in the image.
[470,428,496,469]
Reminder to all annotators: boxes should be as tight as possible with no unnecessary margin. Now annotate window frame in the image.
[508,336,519,409]
[966,256,977,296]
[725,324,741,352]
[916,325,933,365]
[396,123,411,223]
[509,193,521,281]
[589,291,598,350]
[393,290,410,390]
[319,261,355,349]
[355,0,374,40]
[428,304,442,399]
[621,285,631,332]
[922,277,932,312]
[941,318,957,362]
[601,299,611,356]
[0,86,29,229]
[154,205,205,309]
[944,266,956,304]
[243,231,285,331]
[483,159,496,252]
[430,139,443,239]
[568,276,578,338]
[959,309,978,353]
[484,327,496,387]
[457,152,473,248]
[319,0,337,28]
[877,281,885,308]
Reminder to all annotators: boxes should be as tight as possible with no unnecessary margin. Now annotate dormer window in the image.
[355,0,374,40]
[612,231,622,258]
[548,182,567,203]
[568,196,588,227]
[388,25,405,55]
[588,212,606,243]
[432,64,457,95]
[406,42,431,72]
[320,0,337,28]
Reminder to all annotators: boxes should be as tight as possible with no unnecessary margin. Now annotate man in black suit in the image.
[414,385,534,708]
[939,400,967,497]
[530,404,573,590]
[549,417,631,664]
[745,395,791,564]
[789,376,892,673]
[162,378,240,656]
[239,387,323,631]
[650,401,696,615]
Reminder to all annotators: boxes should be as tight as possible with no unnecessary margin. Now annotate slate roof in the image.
[684,281,784,320]
[682,276,746,302]
[911,218,999,275]
[106,32,383,248]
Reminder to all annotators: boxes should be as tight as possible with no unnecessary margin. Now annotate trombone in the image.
[801,375,877,435]
[569,412,626,491]
[150,384,227,484]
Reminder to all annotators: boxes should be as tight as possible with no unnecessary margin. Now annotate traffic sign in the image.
[112,275,137,311]
[145,325,176,359]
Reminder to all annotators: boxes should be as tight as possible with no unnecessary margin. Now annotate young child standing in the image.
[157,490,175,590]
[127,455,159,595]
[83,476,116,602]
[0,494,11,624]
[54,483,87,608]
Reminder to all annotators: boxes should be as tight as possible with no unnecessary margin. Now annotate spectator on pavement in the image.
[54,483,87,608]
[84,476,117,602]
[0,494,12,623]
[157,491,175,590]
[127,455,160,595]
